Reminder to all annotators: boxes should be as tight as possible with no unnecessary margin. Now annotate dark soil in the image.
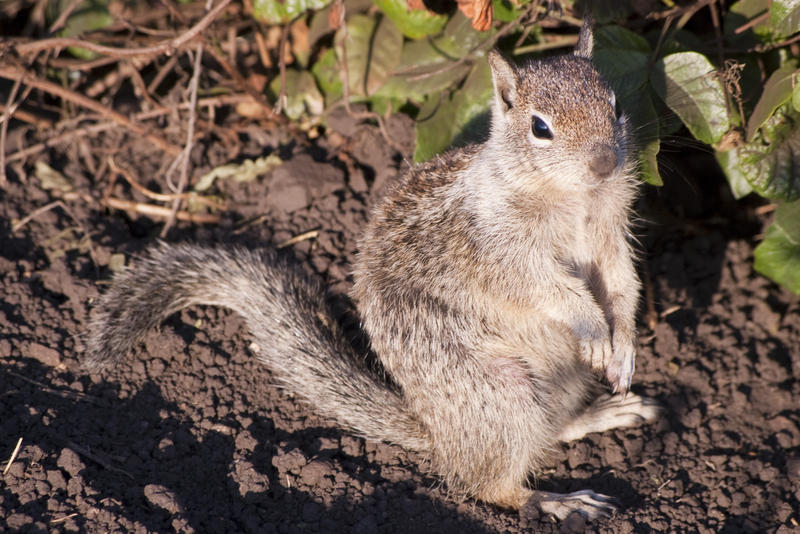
[2,109,799,534]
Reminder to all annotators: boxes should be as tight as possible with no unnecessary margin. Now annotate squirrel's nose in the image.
[589,146,618,178]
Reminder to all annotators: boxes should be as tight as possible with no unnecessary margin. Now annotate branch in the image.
[9,0,231,58]
[0,64,181,156]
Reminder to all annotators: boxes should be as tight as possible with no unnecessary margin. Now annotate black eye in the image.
[532,116,552,139]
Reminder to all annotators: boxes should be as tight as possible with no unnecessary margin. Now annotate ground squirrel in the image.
[85,20,660,521]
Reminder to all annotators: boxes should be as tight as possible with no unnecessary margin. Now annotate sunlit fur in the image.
[85,26,650,518]
[351,46,642,508]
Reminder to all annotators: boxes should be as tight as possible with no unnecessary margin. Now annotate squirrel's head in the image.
[486,20,630,190]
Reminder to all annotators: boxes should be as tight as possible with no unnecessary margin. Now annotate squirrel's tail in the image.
[84,242,428,451]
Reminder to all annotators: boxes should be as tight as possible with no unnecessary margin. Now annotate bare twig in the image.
[274,21,291,114]
[0,103,52,129]
[108,157,225,209]
[513,35,578,55]
[254,28,272,68]
[4,94,254,164]
[0,64,182,156]
[161,41,204,237]
[47,0,84,34]
[49,55,126,72]
[204,45,282,121]
[147,55,179,94]
[708,1,724,68]
[734,11,769,34]
[3,437,23,476]
[0,74,24,186]
[122,59,164,110]
[277,229,320,249]
[751,32,800,53]
[11,0,231,58]
[6,371,101,405]
[648,0,715,22]
[50,514,79,525]
[12,200,66,232]
[103,197,221,223]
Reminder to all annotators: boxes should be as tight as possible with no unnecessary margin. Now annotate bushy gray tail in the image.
[85,242,428,451]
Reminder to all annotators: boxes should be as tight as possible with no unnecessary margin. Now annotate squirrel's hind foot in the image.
[522,489,616,521]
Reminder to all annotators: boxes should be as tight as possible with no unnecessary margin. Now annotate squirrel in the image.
[84,20,660,521]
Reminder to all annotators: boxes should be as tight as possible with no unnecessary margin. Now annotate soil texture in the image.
[1,111,799,534]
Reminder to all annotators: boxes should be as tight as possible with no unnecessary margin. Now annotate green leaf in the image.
[717,148,755,199]
[51,0,112,36]
[335,15,403,97]
[770,0,800,37]
[253,0,333,24]
[372,0,448,39]
[793,80,800,111]
[435,12,491,58]
[375,39,473,101]
[414,94,450,162]
[594,49,650,98]
[638,139,662,186]
[593,32,662,185]
[587,0,633,23]
[368,95,406,116]
[312,48,343,103]
[726,0,773,45]
[375,13,487,103]
[730,105,800,200]
[775,197,800,242]
[48,0,113,59]
[746,61,799,141]
[593,26,651,99]
[594,25,652,54]
[754,214,800,294]
[308,6,334,48]
[623,87,663,185]
[414,61,493,161]
[492,0,528,23]
[269,70,324,120]
[651,52,732,145]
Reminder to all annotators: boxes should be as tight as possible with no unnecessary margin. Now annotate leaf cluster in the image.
[36,0,800,293]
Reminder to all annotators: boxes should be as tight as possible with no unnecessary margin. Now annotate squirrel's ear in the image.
[575,16,594,59]
[488,49,517,113]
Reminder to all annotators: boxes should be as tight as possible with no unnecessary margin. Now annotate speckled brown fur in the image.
[85,21,659,521]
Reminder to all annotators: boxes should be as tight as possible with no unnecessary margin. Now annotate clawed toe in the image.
[526,489,617,521]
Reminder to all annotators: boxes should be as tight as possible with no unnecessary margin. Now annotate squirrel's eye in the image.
[532,116,553,140]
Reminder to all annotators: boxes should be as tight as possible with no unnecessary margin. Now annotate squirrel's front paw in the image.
[576,324,612,373]
[606,332,636,394]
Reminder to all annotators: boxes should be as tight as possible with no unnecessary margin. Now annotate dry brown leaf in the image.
[236,101,270,119]
[248,73,268,92]
[329,0,344,30]
[457,0,493,31]
[290,18,310,63]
